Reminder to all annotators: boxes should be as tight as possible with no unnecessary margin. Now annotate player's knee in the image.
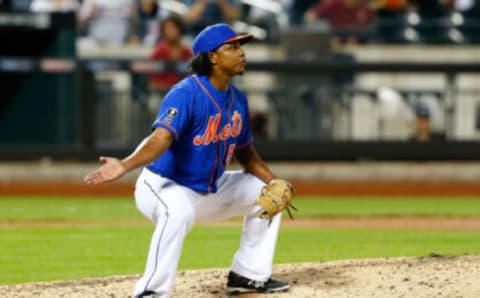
[176,206,195,224]
[165,203,195,231]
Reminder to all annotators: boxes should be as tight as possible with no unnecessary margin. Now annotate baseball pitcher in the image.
[84,23,294,298]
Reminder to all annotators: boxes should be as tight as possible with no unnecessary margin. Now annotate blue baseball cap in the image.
[192,23,253,55]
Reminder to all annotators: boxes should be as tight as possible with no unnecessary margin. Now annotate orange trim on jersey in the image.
[154,120,179,140]
[193,75,222,114]
[192,75,228,193]
[220,86,236,171]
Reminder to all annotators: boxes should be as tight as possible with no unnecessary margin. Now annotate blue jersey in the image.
[147,74,253,193]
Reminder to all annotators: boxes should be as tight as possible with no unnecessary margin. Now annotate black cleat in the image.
[226,271,290,294]
[134,290,157,298]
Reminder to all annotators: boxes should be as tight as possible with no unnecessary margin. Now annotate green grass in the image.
[1,226,479,284]
[2,196,480,221]
[295,197,480,217]
[0,197,142,221]
[1,196,480,285]
[0,226,148,284]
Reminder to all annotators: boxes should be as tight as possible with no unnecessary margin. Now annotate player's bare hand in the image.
[84,156,127,184]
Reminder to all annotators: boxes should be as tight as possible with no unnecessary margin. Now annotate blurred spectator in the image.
[371,0,406,10]
[370,0,407,17]
[304,0,375,44]
[138,0,159,45]
[409,95,445,142]
[246,0,292,41]
[139,0,158,18]
[78,0,138,46]
[304,0,374,28]
[138,0,173,46]
[413,104,431,142]
[289,0,317,25]
[182,0,240,35]
[30,0,78,12]
[149,15,192,92]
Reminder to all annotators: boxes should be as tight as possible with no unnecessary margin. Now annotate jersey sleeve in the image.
[152,87,191,140]
[237,95,254,149]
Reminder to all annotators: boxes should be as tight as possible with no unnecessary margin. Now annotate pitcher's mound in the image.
[2,255,479,298]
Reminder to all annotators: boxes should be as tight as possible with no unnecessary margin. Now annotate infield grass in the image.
[1,196,480,284]
[1,226,478,284]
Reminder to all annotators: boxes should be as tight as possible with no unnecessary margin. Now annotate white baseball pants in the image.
[132,168,282,298]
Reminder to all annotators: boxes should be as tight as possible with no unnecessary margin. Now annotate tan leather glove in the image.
[255,179,296,221]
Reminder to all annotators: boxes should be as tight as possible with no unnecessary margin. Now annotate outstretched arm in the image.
[84,128,173,184]
[234,145,275,184]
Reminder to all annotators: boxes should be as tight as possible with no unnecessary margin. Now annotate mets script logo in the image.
[193,111,243,146]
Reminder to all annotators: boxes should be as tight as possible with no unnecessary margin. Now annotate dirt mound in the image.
[2,255,479,298]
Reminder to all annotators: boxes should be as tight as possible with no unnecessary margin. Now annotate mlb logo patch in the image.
[167,108,178,117]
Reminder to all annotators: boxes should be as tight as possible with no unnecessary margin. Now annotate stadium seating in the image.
[375,11,480,45]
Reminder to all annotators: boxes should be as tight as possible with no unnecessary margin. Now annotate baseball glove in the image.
[255,179,296,221]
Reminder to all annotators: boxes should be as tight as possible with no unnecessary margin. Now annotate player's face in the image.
[210,41,246,76]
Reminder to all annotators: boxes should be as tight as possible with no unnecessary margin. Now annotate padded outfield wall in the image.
[1,161,480,196]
